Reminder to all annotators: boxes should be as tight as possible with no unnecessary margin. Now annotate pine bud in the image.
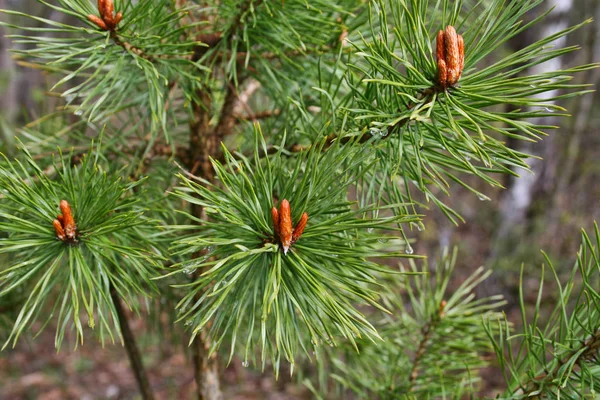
[436,30,445,63]
[435,26,465,88]
[279,199,293,254]
[89,0,121,31]
[437,58,447,88]
[53,219,66,241]
[291,212,308,245]
[59,200,77,241]
[457,34,465,78]
[88,14,108,30]
[271,207,280,239]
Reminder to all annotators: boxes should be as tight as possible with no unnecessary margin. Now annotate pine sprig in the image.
[313,248,505,399]
[338,0,596,222]
[0,0,208,141]
[166,128,420,372]
[485,223,600,399]
[0,143,162,349]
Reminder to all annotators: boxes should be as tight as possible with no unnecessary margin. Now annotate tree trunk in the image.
[490,0,573,258]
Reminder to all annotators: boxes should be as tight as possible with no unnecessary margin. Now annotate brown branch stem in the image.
[109,284,155,400]
[524,329,600,395]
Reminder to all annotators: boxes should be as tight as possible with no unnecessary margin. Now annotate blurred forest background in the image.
[0,0,599,398]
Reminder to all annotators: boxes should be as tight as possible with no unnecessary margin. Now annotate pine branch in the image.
[408,300,445,391]
[110,284,156,400]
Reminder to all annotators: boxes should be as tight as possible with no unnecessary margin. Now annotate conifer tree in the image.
[0,0,597,399]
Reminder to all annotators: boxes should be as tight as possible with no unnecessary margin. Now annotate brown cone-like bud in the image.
[114,12,123,26]
[88,14,108,30]
[444,26,460,85]
[60,200,77,240]
[436,26,465,88]
[457,34,465,78]
[271,207,280,239]
[291,212,308,244]
[279,199,292,254]
[53,219,66,241]
[436,30,445,62]
[437,58,447,88]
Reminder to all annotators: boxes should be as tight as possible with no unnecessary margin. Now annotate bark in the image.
[109,285,156,400]
[490,0,573,258]
[551,0,600,225]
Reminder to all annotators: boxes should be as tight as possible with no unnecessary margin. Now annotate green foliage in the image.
[0,0,598,398]
[0,144,162,348]
[1,0,207,141]
[486,223,600,399]
[306,248,505,399]
[167,129,420,370]
[339,0,596,223]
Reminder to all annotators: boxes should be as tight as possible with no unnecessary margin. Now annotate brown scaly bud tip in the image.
[278,199,293,254]
[444,25,460,85]
[271,207,280,239]
[59,200,77,240]
[439,299,448,318]
[457,34,465,78]
[437,58,447,88]
[98,0,107,18]
[436,30,445,62]
[291,212,308,245]
[87,14,108,30]
[53,219,66,241]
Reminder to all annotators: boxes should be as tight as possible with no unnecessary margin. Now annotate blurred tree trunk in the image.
[550,0,600,232]
[490,0,573,259]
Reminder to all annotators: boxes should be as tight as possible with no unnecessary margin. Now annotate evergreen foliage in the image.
[167,129,419,369]
[308,249,506,399]
[486,224,600,399]
[0,0,597,398]
[0,144,162,348]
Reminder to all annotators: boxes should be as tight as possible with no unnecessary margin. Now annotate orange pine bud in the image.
[88,14,108,30]
[279,199,292,254]
[104,2,115,27]
[60,200,77,240]
[114,12,123,26]
[98,0,107,18]
[53,219,65,241]
[437,58,447,88]
[436,30,445,62]
[457,34,465,78]
[291,212,308,244]
[444,26,460,85]
[271,207,280,238]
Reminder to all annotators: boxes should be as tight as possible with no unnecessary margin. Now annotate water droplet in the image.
[74,109,83,116]
[544,107,553,113]
[241,360,249,367]
[477,140,484,145]
[464,154,471,161]
[64,94,75,103]
[405,245,414,255]
[367,228,374,233]
[378,238,388,243]
[477,194,489,201]
[530,84,536,88]
[369,128,380,136]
